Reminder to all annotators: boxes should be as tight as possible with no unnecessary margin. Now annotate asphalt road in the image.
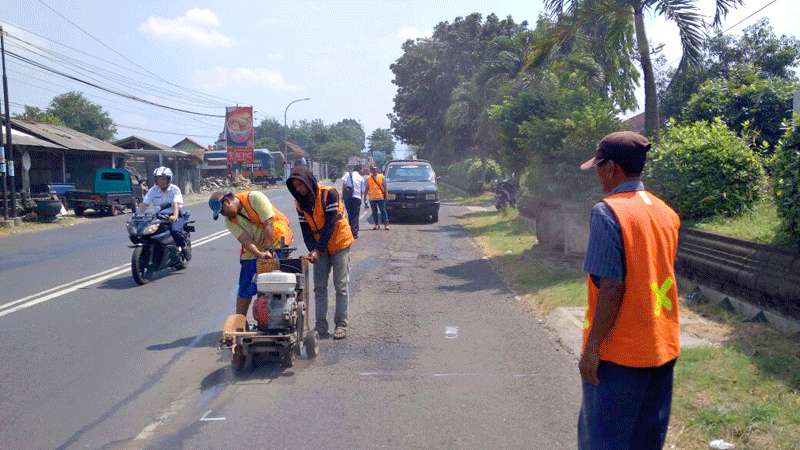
[0,188,580,449]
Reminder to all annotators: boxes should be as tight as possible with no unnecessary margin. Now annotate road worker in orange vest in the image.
[208,190,294,318]
[578,131,681,449]
[366,165,389,230]
[286,166,354,340]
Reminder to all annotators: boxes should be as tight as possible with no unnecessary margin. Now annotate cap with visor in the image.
[580,131,651,174]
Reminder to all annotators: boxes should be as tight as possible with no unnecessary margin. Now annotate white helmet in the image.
[153,166,173,180]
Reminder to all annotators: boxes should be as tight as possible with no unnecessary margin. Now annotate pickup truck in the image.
[67,168,143,216]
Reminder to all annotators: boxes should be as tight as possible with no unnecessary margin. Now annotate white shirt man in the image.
[143,183,184,209]
[341,170,365,200]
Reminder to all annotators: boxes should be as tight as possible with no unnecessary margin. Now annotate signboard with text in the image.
[225,106,254,164]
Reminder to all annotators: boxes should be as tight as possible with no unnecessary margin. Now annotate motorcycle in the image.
[126,205,194,285]
[494,178,518,210]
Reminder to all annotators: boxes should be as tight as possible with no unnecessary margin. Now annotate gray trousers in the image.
[313,246,351,330]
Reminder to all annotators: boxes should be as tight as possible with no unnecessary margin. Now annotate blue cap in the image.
[208,198,222,220]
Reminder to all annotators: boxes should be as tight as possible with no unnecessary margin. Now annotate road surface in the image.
[0,187,580,449]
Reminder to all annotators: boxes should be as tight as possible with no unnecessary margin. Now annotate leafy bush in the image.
[646,119,766,219]
[681,65,799,154]
[772,121,800,245]
[442,158,502,194]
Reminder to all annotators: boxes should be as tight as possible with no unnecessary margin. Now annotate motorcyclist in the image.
[141,167,189,256]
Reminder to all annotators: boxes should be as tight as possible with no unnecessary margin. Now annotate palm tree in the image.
[537,0,742,137]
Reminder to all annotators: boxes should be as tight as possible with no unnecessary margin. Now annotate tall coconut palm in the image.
[537,0,742,137]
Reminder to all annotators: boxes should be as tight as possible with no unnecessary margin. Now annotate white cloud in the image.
[139,8,235,48]
[193,67,303,92]
[396,27,429,41]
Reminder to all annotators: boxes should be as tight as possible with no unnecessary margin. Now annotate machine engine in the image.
[253,271,298,331]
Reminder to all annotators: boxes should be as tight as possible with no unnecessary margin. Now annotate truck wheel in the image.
[74,207,84,217]
[431,211,439,223]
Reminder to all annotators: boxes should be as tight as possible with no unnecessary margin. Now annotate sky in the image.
[1,0,798,154]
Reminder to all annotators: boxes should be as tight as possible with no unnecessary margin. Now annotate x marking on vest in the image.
[651,277,674,317]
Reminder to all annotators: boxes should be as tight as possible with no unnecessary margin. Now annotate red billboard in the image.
[225,106,254,164]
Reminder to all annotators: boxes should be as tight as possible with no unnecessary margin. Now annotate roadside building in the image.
[5,119,127,197]
[113,135,202,193]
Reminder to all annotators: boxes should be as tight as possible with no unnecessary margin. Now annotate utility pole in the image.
[283,97,310,179]
[0,26,15,219]
[0,73,6,221]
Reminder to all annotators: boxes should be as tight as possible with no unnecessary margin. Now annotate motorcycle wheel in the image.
[131,246,150,285]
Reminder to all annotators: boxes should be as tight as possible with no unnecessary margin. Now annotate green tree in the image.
[541,0,742,137]
[772,120,800,245]
[367,128,395,157]
[329,119,365,151]
[681,64,799,153]
[47,91,116,140]
[13,105,65,126]
[389,13,529,162]
[660,18,800,120]
[254,117,284,149]
[318,139,362,175]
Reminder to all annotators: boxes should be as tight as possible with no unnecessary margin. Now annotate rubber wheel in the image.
[110,205,119,216]
[303,331,320,359]
[232,347,251,375]
[74,207,84,217]
[431,211,439,223]
[131,246,150,285]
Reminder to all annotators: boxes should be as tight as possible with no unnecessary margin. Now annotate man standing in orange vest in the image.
[578,131,681,449]
[287,166,354,340]
[366,165,389,230]
[208,190,294,318]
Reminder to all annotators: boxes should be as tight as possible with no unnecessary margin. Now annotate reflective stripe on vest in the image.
[582,190,681,368]
[234,191,294,252]
[367,174,385,200]
[299,185,353,255]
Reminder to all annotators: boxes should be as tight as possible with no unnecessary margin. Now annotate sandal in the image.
[333,326,347,340]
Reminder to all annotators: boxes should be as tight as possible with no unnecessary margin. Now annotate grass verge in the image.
[456,205,800,449]
[439,183,494,206]
[688,198,795,249]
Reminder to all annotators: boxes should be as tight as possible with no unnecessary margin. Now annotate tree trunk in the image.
[633,5,659,139]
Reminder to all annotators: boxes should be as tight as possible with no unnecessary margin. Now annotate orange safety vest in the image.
[297,185,353,255]
[234,191,294,255]
[582,190,681,368]
[366,174,385,200]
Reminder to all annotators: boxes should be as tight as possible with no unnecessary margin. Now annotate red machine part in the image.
[253,294,270,328]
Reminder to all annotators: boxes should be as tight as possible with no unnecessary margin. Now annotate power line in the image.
[35,0,240,106]
[6,50,225,118]
[722,0,779,33]
[9,100,216,139]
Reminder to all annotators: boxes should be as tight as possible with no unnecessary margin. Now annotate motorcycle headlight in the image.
[387,193,397,201]
[425,193,437,201]
[143,223,160,235]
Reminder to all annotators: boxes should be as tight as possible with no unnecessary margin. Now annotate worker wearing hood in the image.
[287,166,353,340]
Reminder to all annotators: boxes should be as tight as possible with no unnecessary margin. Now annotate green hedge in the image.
[647,119,766,219]
[442,158,501,195]
[772,121,800,245]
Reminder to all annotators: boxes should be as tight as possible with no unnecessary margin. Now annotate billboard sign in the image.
[225,106,254,164]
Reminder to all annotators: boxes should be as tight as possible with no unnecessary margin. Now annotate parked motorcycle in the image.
[494,178,518,210]
[126,205,194,285]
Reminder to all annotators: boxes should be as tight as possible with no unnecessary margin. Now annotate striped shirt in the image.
[583,181,646,285]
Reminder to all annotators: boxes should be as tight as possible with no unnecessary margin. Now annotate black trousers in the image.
[345,197,361,237]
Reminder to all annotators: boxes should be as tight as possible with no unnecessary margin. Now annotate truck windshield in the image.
[386,165,434,182]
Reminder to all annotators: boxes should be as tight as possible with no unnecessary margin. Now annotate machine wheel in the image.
[303,331,320,359]
[232,347,252,375]
[131,246,150,285]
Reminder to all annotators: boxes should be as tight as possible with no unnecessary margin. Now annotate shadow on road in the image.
[147,331,222,351]
[434,258,508,294]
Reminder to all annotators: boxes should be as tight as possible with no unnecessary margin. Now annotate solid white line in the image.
[0,230,230,319]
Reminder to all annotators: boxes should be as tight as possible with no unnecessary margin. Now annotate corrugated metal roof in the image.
[11,119,127,154]
[1,124,67,150]
[114,135,175,152]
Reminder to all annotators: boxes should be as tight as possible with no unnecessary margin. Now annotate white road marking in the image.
[445,326,459,339]
[433,373,479,377]
[134,394,194,441]
[200,410,226,422]
[0,230,230,319]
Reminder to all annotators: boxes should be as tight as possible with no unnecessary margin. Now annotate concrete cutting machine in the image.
[221,249,319,372]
